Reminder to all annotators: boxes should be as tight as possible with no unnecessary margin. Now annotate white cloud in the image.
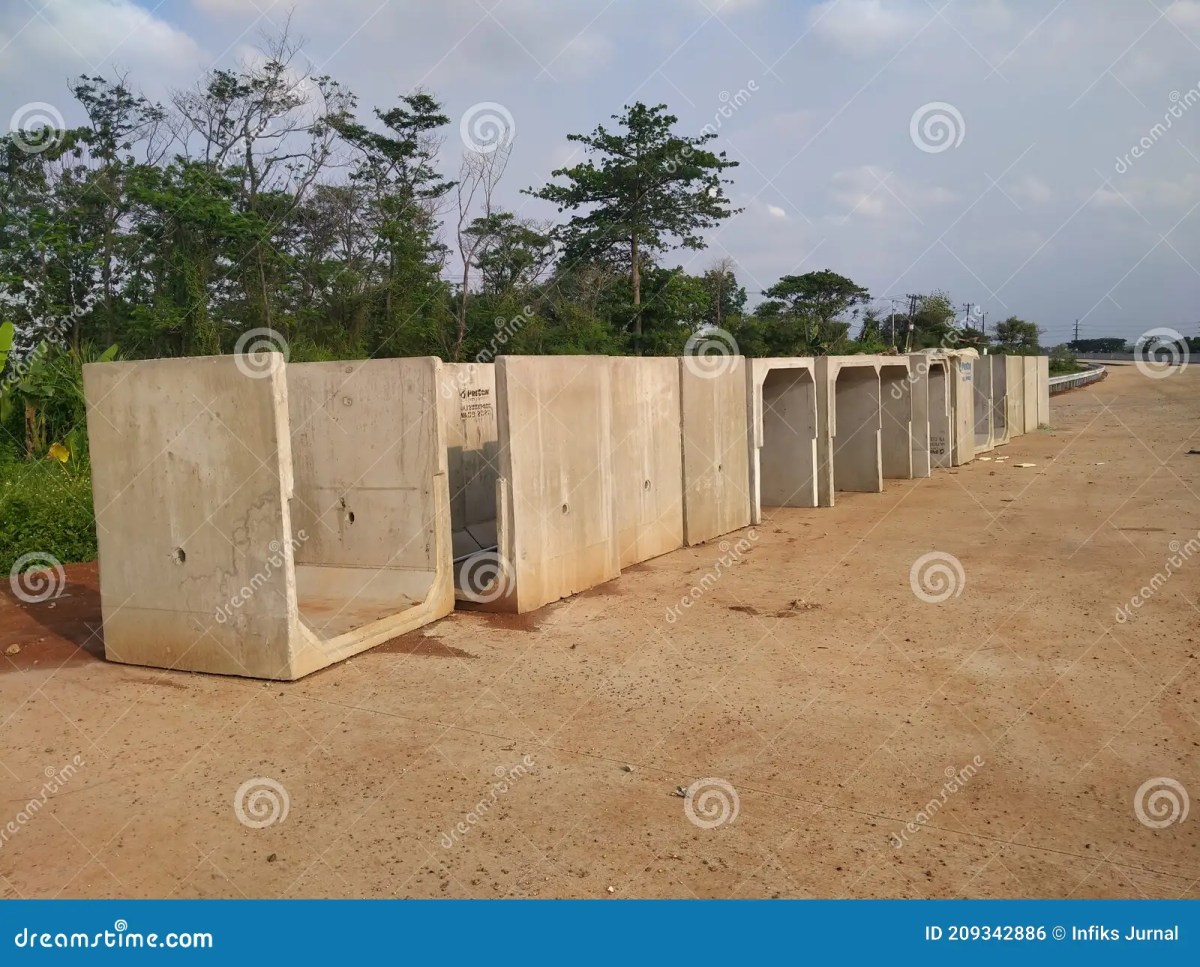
[1165,1,1200,29]
[1008,176,1054,206]
[0,0,205,104]
[829,165,956,219]
[808,0,919,55]
[766,204,787,218]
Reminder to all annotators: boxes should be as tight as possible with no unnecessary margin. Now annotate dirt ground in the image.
[1,364,1197,899]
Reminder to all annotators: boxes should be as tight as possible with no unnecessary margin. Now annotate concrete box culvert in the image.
[680,354,753,545]
[444,355,745,612]
[611,357,685,567]
[990,355,1010,447]
[746,358,818,525]
[947,349,977,466]
[815,356,883,507]
[1023,356,1040,433]
[879,359,914,481]
[973,353,995,454]
[84,353,455,680]
[921,356,952,471]
[1005,354,1026,440]
[1037,356,1050,427]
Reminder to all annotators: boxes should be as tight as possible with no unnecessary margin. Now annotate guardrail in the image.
[1048,364,1107,394]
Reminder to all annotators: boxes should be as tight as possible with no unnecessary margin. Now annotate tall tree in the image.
[524,102,740,339]
[755,270,869,355]
[993,316,1042,353]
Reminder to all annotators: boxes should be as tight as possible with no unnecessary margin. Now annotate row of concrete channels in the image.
[81,349,1049,679]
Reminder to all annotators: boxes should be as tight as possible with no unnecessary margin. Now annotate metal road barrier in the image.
[1048,364,1107,395]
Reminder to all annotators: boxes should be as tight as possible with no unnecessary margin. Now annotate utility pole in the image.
[1073,318,1080,343]
[904,293,919,352]
[962,303,973,330]
[890,298,896,347]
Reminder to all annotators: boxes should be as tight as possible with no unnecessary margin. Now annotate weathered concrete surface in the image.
[1036,355,1050,428]
[1023,356,1039,433]
[496,356,620,612]
[973,354,994,453]
[1005,355,1026,439]
[906,354,932,477]
[285,358,453,675]
[949,350,977,466]
[440,363,501,568]
[610,357,684,567]
[680,356,753,545]
[84,354,453,681]
[816,356,882,506]
[14,365,1200,900]
[84,354,301,679]
[747,358,818,524]
[924,356,952,470]
[990,355,1010,446]
[879,360,914,479]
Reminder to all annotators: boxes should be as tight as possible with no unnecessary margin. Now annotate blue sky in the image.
[3,0,1200,344]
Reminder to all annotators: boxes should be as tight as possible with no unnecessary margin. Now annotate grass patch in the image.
[0,459,97,574]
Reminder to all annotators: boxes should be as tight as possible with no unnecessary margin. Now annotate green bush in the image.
[0,459,97,574]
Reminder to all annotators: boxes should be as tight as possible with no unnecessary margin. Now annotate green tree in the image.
[525,102,740,339]
[993,316,1042,354]
[754,270,869,355]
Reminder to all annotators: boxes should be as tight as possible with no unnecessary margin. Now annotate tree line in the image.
[1,33,1048,462]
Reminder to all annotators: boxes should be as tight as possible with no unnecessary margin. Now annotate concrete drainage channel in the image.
[83,350,1052,681]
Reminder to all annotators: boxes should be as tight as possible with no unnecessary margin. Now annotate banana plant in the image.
[2,338,119,460]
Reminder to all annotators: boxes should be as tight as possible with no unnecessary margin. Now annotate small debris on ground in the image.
[671,786,687,798]
[5,643,20,656]
[1014,462,1037,468]
[621,764,633,773]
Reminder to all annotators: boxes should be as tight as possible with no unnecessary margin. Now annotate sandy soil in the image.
[1,364,1197,899]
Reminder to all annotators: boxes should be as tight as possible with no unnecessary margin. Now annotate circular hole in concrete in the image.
[561,503,569,514]
[173,547,186,564]
[717,463,723,472]
[347,511,355,524]
[643,479,651,490]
